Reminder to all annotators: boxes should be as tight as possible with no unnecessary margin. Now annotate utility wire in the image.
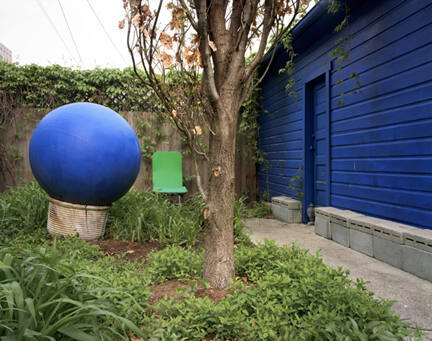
[85,0,127,64]
[57,0,82,63]
[35,0,77,64]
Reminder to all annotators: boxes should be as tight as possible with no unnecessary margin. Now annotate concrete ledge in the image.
[330,209,362,248]
[350,228,373,257]
[314,215,330,239]
[271,196,302,223]
[402,245,432,282]
[349,215,374,256]
[315,207,333,239]
[312,206,432,282]
[332,222,350,247]
[404,228,432,253]
[373,236,403,269]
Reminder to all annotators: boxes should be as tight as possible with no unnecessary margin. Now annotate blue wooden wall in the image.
[258,0,432,229]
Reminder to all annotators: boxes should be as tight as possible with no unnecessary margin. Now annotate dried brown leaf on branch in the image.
[139,25,149,37]
[118,19,125,29]
[141,4,152,18]
[168,3,185,30]
[160,32,173,50]
[131,13,141,27]
[183,46,201,67]
[157,51,173,67]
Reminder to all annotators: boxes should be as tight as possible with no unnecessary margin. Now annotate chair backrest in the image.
[152,151,184,189]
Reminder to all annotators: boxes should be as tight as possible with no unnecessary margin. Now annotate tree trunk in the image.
[203,104,238,288]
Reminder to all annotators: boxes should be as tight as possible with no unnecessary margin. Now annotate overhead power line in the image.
[57,0,82,63]
[35,0,78,64]
[85,0,127,64]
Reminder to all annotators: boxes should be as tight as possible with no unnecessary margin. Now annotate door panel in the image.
[312,80,327,207]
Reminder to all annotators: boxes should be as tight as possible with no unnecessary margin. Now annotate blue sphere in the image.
[29,103,141,205]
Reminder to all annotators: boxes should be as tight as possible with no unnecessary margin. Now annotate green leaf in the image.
[58,326,98,341]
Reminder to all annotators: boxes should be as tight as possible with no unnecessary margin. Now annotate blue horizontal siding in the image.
[332,171,432,193]
[258,0,432,228]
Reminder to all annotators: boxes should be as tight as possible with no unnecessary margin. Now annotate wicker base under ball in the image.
[47,197,110,240]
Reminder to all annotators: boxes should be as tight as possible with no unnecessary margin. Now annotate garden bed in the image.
[0,183,423,340]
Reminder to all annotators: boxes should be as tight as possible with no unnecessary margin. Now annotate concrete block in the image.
[314,215,330,239]
[271,196,302,223]
[404,228,432,253]
[373,236,403,269]
[349,215,374,235]
[332,222,350,247]
[372,221,406,244]
[314,207,333,239]
[331,209,363,227]
[350,215,410,244]
[350,228,373,257]
[402,245,432,282]
[329,209,363,248]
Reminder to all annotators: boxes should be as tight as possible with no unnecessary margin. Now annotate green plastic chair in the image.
[152,151,187,194]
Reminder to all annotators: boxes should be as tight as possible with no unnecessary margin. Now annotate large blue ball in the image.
[29,103,141,205]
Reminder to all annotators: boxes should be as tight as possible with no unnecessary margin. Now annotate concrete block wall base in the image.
[314,216,330,239]
[402,245,432,282]
[271,196,302,223]
[350,229,373,257]
[312,206,432,283]
[331,223,349,247]
[373,236,402,269]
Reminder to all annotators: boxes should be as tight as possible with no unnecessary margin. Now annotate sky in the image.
[0,0,132,69]
[0,1,315,70]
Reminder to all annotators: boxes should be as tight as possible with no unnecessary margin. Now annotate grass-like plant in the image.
[108,190,204,247]
[0,245,143,340]
[0,182,48,243]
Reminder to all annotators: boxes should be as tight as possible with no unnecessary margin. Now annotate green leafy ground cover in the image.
[0,183,421,340]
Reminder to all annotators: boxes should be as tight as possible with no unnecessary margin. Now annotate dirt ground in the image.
[90,239,235,304]
[148,279,231,304]
[90,239,161,262]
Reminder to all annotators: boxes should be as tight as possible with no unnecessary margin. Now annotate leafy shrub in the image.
[0,62,156,112]
[233,196,253,246]
[246,200,272,218]
[145,246,203,284]
[0,182,48,242]
[146,241,415,340]
[0,245,143,340]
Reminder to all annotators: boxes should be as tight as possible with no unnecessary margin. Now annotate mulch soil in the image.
[148,279,232,304]
[90,239,253,305]
[90,239,161,263]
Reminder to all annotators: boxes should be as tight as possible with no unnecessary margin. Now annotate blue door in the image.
[304,76,329,221]
[312,80,328,207]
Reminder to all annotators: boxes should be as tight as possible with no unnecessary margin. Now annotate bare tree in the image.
[121,0,310,288]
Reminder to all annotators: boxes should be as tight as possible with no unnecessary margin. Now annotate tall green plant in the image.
[0,182,48,242]
[108,190,204,247]
[0,246,143,340]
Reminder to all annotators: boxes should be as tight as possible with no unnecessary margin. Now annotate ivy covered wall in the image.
[0,62,257,198]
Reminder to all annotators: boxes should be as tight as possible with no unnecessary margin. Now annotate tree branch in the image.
[196,0,220,103]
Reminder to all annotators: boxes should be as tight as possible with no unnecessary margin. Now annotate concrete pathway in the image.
[246,218,432,339]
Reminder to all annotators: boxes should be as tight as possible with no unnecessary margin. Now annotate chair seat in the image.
[153,186,187,194]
